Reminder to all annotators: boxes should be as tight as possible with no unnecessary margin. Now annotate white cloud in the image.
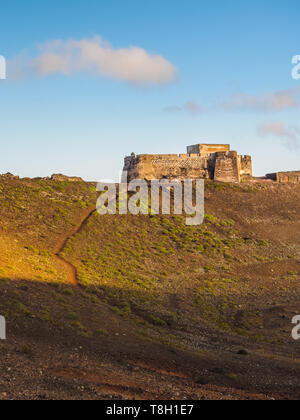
[31,36,177,86]
[222,88,300,112]
[163,101,202,115]
[258,121,300,150]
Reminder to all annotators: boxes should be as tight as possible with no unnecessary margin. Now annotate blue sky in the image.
[0,0,299,180]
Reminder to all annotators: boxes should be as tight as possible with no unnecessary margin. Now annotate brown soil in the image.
[54,208,96,285]
[0,178,300,400]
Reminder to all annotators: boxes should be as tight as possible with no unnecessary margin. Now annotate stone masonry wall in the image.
[124,154,210,181]
[187,144,230,156]
[266,171,300,183]
[214,152,240,183]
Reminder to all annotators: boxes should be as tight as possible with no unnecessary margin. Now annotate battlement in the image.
[124,144,253,183]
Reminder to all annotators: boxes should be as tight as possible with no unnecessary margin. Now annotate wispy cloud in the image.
[258,121,300,150]
[163,101,202,115]
[222,88,300,112]
[9,36,177,86]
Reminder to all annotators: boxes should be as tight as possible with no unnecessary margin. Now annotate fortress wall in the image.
[124,153,210,181]
[265,173,277,181]
[124,145,253,183]
[277,171,300,183]
[239,155,253,179]
[265,172,300,183]
[186,145,201,154]
[187,144,230,156]
[214,151,240,183]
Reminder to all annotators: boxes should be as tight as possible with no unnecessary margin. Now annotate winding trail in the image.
[54,207,96,286]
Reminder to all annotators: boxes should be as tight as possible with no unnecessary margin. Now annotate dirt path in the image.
[54,207,96,285]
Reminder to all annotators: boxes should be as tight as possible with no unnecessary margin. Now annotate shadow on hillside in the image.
[1,276,300,397]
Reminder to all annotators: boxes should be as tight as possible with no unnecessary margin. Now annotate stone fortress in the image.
[124,144,253,183]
